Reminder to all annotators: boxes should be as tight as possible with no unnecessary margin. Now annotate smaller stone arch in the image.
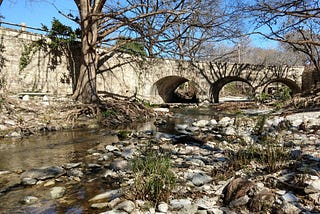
[261,78,301,95]
[150,75,198,103]
[210,76,254,103]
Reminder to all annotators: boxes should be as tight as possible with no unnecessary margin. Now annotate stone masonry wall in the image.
[0,27,73,95]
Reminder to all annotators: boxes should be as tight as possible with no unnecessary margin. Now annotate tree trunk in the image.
[72,0,101,104]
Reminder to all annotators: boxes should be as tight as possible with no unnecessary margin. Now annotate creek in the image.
[0,105,274,213]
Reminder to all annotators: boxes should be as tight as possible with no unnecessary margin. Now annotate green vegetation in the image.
[130,145,176,203]
[0,36,6,72]
[253,114,268,136]
[19,18,79,71]
[116,37,147,57]
[102,109,114,118]
[117,130,132,140]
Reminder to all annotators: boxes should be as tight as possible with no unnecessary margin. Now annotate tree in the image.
[69,0,192,103]
[245,0,320,87]
[65,0,245,103]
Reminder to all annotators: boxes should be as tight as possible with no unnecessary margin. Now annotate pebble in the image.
[157,202,169,212]
[114,200,135,213]
[20,196,39,204]
[89,189,123,202]
[50,186,66,199]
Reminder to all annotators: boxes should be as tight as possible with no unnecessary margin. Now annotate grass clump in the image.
[130,146,176,203]
[228,137,290,173]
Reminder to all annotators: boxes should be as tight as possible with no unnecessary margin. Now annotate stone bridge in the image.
[98,56,304,103]
[0,26,305,103]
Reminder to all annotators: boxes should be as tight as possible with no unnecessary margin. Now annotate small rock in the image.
[195,196,218,209]
[157,202,169,212]
[305,179,320,194]
[309,193,320,205]
[114,200,135,213]
[281,192,299,202]
[22,95,30,101]
[67,169,84,178]
[64,162,82,169]
[105,145,119,152]
[170,199,192,210]
[210,119,218,125]
[218,117,234,127]
[21,166,65,180]
[89,189,123,202]
[110,159,128,171]
[50,186,66,199]
[192,120,209,128]
[280,201,301,213]
[20,196,39,204]
[9,131,21,137]
[91,202,109,209]
[176,124,188,130]
[22,177,37,185]
[43,180,55,187]
[191,172,213,186]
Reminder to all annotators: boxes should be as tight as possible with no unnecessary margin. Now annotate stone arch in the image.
[210,76,254,103]
[262,78,301,95]
[150,75,198,103]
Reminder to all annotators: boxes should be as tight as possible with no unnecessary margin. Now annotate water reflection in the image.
[0,129,118,171]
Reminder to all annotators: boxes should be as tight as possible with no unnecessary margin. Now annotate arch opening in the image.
[210,77,254,103]
[151,76,199,103]
[263,78,301,95]
[261,78,301,102]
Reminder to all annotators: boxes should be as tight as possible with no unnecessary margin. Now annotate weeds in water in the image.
[130,145,176,203]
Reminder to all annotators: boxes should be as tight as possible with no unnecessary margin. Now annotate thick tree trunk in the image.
[72,0,101,104]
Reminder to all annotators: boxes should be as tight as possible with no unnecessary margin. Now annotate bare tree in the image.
[63,0,245,103]
[245,0,320,87]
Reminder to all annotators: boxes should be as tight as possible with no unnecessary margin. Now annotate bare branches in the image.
[245,0,320,87]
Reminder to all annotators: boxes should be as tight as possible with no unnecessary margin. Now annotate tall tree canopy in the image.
[67,0,244,103]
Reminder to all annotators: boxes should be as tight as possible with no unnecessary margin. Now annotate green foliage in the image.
[130,145,176,203]
[117,130,132,140]
[19,18,79,71]
[274,85,291,101]
[117,37,147,56]
[253,114,268,136]
[0,36,6,71]
[19,40,44,71]
[256,92,270,103]
[102,109,113,117]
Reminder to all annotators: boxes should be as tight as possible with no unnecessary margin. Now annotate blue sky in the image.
[0,0,278,49]
[0,1,79,30]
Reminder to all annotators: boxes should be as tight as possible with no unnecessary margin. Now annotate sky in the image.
[0,1,79,31]
[0,0,278,49]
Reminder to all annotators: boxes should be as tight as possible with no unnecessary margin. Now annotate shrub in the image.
[130,146,176,203]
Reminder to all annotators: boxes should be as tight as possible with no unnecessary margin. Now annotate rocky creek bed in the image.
[0,95,320,213]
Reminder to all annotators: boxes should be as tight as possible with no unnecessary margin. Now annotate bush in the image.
[130,146,176,203]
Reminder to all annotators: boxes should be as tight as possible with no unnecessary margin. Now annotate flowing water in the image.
[0,105,267,213]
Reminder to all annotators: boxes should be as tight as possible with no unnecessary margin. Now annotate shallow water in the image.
[0,105,266,213]
[0,129,118,171]
[0,129,120,213]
